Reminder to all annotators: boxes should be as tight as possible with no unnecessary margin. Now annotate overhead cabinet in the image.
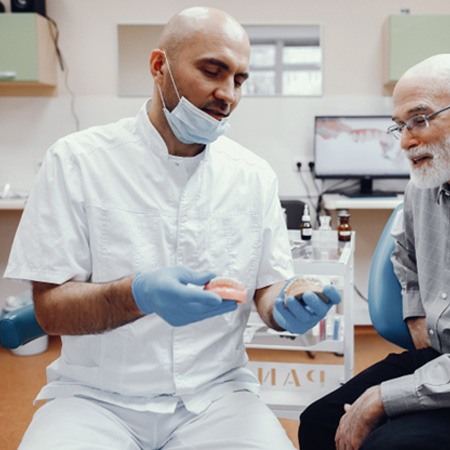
[385,15,450,88]
[0,13,57,96]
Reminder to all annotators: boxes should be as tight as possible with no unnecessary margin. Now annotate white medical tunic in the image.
[5,100,294,414]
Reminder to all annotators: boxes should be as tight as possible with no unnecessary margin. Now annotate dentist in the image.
[6,7,339,449]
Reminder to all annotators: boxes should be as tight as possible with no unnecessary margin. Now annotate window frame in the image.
[243,24,322,97]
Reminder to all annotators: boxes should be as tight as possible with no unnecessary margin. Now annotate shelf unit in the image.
[323,193,403,211]
[0,13,57,96]
[246,231,355,418]
[0,199,27,210]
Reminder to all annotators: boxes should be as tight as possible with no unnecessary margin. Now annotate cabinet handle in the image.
[0,71,17,80]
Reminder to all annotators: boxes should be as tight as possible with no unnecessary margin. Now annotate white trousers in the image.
[19,391,296,450]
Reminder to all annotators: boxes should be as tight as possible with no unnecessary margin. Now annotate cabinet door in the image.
[386,15,450,86]
[0,13,56,95]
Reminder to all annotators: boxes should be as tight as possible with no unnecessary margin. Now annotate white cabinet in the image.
[0,13,57,96]
[0,199,27,210]
[246,231,354,418]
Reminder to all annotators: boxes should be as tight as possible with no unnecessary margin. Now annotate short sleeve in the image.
[4,143,92,284]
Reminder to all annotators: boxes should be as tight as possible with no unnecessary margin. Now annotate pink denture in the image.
[205,276,247,303]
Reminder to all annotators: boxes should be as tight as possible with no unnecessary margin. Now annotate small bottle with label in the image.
[338,210,352,242]
[300,204,313,241]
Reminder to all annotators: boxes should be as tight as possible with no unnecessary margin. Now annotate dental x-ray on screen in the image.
[313,115,410,196]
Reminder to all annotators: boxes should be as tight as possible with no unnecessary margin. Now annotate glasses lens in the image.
[408,115,428,129]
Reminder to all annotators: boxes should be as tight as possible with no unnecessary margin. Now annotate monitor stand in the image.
[342,178,401,198]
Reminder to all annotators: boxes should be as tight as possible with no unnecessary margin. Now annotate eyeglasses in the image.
[387,104,450,139]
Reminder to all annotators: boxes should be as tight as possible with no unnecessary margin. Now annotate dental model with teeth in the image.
[283,276,328,306]
[205,276,247,303]
[300,54,450,450]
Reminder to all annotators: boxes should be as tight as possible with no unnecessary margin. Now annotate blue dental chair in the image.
[0,302,45,350]
[367,203,415,350]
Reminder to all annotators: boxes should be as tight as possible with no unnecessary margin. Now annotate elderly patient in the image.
[5,6,340,450]
[299,53,450,450]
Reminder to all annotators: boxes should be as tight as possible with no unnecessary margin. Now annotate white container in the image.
[1,290,49,356]
[11,335,49,356]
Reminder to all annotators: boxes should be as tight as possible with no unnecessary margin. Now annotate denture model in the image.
[284,276,328,306]
[205,276,247,303]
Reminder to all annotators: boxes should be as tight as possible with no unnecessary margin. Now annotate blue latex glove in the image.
[131,266,237,327]
[273,283,341,334]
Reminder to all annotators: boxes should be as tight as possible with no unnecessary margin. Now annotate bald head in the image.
[157,7,249,60]
[394,54,450,98]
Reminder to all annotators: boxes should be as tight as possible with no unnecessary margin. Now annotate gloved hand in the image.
[131,266,238,327]
[273,283,341,334]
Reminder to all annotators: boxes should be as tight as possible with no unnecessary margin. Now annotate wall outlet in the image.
[293,157,310,172]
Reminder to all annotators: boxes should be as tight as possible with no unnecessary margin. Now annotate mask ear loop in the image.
[161,50,181,101]
[156,84,167,109]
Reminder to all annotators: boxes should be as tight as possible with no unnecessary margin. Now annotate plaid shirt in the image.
[381,181,450,416]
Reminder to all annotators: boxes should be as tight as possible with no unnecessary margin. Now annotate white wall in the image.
[3,0,450,193]
[1,0,450,318]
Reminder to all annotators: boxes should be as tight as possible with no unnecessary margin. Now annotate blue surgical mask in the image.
[157,53,230,145]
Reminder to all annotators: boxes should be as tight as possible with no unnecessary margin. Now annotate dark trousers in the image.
[298,347,450,450]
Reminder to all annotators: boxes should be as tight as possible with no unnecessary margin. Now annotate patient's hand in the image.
[335,386,385,450]
[406,317,430,349]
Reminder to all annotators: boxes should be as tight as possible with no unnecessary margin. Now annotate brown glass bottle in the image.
[338,211,352,242]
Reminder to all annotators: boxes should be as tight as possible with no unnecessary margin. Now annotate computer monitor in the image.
[313,115,410,196]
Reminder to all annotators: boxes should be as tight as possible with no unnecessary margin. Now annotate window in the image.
[243,25,322,97]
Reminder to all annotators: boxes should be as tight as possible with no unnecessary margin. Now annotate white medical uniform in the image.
[5,100,296,449]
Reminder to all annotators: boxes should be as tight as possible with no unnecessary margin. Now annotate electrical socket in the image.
[292,157,310,172]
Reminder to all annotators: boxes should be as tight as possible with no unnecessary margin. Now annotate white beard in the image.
[409,136,450,189]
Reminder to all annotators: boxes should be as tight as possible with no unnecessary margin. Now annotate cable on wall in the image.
[46,16,81,132]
